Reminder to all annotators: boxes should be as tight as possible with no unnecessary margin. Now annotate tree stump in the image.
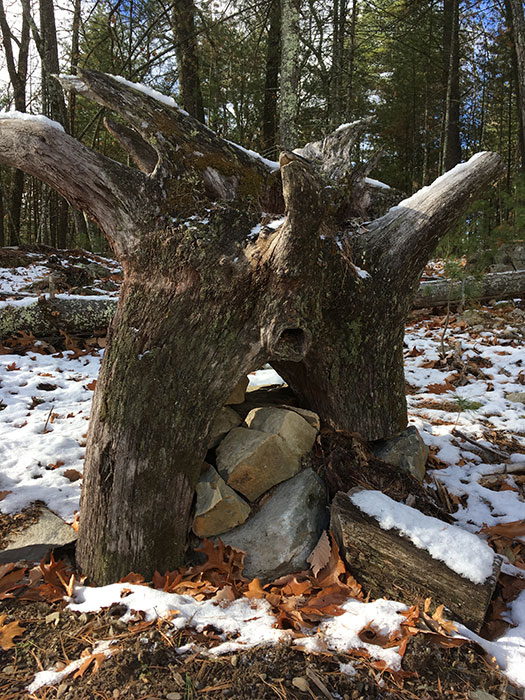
[0,70,504,583]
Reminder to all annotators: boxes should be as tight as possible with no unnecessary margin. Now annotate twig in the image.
[452,428,508,461]
[43,404,54,433]
[306,668,335,699]
[432,475,453,513]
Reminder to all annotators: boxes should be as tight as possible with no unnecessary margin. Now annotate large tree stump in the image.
[0,70,504,583]
[331,491,501,632]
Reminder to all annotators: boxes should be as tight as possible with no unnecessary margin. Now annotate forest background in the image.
[0,0,523,261]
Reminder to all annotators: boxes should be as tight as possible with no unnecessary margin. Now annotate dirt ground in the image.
[0,595,523,700]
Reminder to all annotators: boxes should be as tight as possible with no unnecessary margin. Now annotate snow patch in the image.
[0,111,65,132]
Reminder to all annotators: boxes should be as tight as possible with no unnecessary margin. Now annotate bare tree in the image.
[0,0,30,244]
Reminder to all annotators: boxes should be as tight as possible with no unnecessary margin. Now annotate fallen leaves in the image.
[0,614,25,649]
[479,520,525,541]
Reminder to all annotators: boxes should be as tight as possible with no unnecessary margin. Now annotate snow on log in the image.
[331,490,501,632]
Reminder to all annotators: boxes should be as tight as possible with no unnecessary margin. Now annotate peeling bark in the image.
[0,69,504,583]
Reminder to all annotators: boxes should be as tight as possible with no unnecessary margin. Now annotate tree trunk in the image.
[331,491,501,632]
[0,0,30,245]
[0,70,504,584]
[172,0,205,122]
[507,0,525,170]
[262,0,281,157]
[280,0,301,148]
[442,0,461,173]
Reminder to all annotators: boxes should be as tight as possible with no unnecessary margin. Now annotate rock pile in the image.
[192,378,327,581]
[191,376,431,581]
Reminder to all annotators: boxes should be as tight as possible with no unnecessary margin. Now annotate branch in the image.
[58,69,279,204]
[263,156,323,276]
[0,115,157,257]
[104,117,158,174]
[358,152,505,286]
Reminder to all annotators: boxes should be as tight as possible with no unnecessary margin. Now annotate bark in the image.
[0,69,504,584]
[280,0,301,148]
[442,0,461,172]
[172,0,205,122]
[507,0,525,170]
[331,491,501,632]
[262,0,281,157]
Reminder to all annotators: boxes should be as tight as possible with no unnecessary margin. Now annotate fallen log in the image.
[331,490,501,632]
[413,269,525,308]
[0,297,115,340]
[0,269,523,340]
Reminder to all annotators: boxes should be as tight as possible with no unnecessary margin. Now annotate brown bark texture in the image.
[0,70,504,584]
[331,491,501,632]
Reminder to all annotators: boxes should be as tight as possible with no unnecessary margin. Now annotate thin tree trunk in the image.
[0,0,30,244]
[280,0,301,148]
[172,0,205,122]
[262,0,281,157]
[345,0,358,120]
[506,0,525,170]
[442,0,461,172]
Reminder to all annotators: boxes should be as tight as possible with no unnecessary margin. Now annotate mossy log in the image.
[331,491,501,632]
[0,69,504,584]
[413,270,525,308]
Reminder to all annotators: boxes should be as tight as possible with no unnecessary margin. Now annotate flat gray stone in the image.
[370,426,428,481]
[506,392,525,404]
[470,691,499,700]
[220,469,328,582]
[0,507,77,564]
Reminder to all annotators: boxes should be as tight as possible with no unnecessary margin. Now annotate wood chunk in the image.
[330,491,501,632]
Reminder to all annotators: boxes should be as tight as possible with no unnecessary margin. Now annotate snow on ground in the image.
[1,253,525,689]
[0,249,121,304]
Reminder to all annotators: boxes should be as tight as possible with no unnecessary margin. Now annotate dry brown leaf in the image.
[0,566,27,599]
[73,652,106,678]
[119,572,146,584]
[63,468,82,482]
[307,531,331,578]
[0,490,11,501]
[244,578,265,599]
[480,520,525,540]
[432,604,457,635]
[0,614,25,649]
[425,380,455,394]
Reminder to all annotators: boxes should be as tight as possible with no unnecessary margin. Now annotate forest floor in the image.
[0,247,524,699]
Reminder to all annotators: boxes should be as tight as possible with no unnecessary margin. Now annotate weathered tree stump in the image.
[0,70,504,583]
[331,491,501,631]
